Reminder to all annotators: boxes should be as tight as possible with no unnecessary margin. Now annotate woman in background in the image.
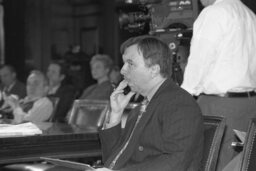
[79,54,113,100]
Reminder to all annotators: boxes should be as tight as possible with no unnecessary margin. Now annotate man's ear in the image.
[150,64,160,78]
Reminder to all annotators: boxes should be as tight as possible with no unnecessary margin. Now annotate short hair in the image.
[29,70,49,86]
[120,35,173,78]
[90,54,113,71]
[49,61,68,76]
[0,64,16,74]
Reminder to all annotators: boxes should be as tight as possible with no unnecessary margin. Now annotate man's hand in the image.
[5,94,19,110]
[108,80,135,125]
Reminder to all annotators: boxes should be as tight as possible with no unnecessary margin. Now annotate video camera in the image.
[116,0,198,33]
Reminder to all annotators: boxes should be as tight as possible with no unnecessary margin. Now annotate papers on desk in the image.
[0,122,42,137]
[41,157,95,171]
[233,129,246,144]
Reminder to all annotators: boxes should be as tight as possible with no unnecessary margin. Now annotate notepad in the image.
[41,157,95,171]
[233,129,246,144]
[0,122,42,137]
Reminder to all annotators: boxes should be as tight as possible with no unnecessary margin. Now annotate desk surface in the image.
[0,122,101,164]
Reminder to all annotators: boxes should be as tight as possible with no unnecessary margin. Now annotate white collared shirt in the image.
[14,97,53,123]
[48,84,60,95]
[181,0,256,95]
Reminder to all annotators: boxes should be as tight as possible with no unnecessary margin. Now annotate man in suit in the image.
[46,61,76,122]
[0,65,26,102]
[96,36,204,171]
[0,65,26,118]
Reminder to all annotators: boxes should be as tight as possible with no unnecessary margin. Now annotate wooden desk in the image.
[0,122,101,164]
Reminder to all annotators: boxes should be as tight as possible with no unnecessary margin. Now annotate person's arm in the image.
[104,80,135,129]
[99,80,135,162]
[181,7,224,95]
[13,97,53,123]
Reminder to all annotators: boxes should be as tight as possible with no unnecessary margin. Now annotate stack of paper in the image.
[233,129,246,144]
[0,122,42,137]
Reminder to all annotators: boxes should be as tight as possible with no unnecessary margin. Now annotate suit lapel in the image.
[104,107,140,167]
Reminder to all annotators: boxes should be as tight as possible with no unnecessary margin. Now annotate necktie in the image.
[109,98,149,169]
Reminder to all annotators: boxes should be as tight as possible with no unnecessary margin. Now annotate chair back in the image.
[240,118,256,171]
[67,99,109,130]
[202,115,226,171]
[47,96,60,122]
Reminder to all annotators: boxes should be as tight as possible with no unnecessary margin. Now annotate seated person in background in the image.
[0,65,26,106]
[5,70,53,124]
[46,61,76,123]
[79,54,113,100]
[96,36,204,171]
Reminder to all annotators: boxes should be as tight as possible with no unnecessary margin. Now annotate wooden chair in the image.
[202,115,226,171]
[239,118,256,171]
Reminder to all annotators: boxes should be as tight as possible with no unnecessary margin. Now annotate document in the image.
[0,122,42,137]
[41,157,95,171]
[233,129,246,144]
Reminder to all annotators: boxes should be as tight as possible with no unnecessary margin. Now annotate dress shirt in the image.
[181,0,256,95]
[48,84,60,95]
[14,97,53,122]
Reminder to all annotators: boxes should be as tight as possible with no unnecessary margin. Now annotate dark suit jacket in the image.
[0,80,26,108]
[47,84,76,123]
[99,78,204,171]
[0,80,26,98]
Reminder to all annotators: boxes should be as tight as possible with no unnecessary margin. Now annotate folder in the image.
[40,157,95,171]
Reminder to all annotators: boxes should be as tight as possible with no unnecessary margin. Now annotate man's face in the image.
[47,64,64,86]
[121,44,152,95]
[26,74,46,98]
[90,61,109,81]
[0,67,16,87]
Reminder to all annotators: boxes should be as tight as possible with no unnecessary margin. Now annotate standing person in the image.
[96,36,204,171]
[46,61,76,123]
[181,0,256,170]
[79,54,113,100]
[0,65,26,101]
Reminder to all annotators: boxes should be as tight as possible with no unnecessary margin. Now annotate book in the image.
[0,122,42,137]
[40,157,95,171]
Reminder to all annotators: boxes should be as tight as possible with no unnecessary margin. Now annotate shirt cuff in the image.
[103,120,121,130]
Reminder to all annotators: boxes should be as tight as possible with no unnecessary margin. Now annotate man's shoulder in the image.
[157,79,199,107]
[13,80,26,89]
[59,84,75,92]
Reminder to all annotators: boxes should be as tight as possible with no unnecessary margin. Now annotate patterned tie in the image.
[109,98,149,169]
